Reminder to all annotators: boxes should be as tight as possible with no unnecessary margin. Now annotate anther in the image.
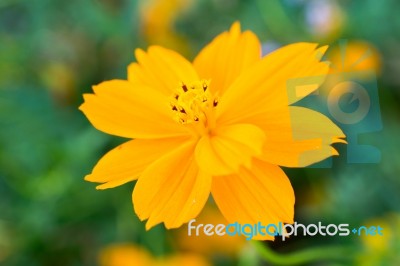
[171,79,214,125]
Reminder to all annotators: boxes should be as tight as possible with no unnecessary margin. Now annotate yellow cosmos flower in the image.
[80,22,345,239]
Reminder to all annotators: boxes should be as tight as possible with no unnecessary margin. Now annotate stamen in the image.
[213,99,218,107]
[170,79,218,124]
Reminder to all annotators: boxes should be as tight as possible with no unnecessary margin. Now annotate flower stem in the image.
[252,241,356,265]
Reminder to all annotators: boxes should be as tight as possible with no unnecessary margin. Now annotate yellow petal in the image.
[193,22,261,95]
[85,137,189,189]
[211,159,294,241]
[133,141,211,230]
[79,79,189,139]
[129,46,199,96]
[217,43,329,125]
[254,106,345,167]
[194,124,265,176]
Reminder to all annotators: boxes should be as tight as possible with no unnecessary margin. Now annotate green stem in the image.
[252,241,356,265]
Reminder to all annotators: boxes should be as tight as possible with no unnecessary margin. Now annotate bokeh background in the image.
[1,0,400,265]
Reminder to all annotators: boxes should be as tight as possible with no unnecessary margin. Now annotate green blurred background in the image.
[1,0,400,265]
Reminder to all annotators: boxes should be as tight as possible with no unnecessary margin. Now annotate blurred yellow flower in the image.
[356,213,400,266]
[0,221,12,263]
[153,254,210,266]
[328,41,382,77]
[40,62,76,104]
[139,0,195,54]
[99,244,152,266]
[175,206,245,255]
[80,22,345,239]
[99,243,210,266]
[320,40,382,105]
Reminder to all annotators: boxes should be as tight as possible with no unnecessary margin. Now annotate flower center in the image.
[170,79,218,125]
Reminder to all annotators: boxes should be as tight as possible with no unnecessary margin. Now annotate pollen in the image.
[170,79,218,124]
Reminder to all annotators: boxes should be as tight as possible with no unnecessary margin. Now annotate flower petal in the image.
[128,46,199,96]
[253,106,346,167]
[217,43,329,125]
[85,137,189,189]
[195,124,265,176]
[79,79,190,139]
[211,159,294,240]
[193,22,261,95]
[133,141,211,229]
